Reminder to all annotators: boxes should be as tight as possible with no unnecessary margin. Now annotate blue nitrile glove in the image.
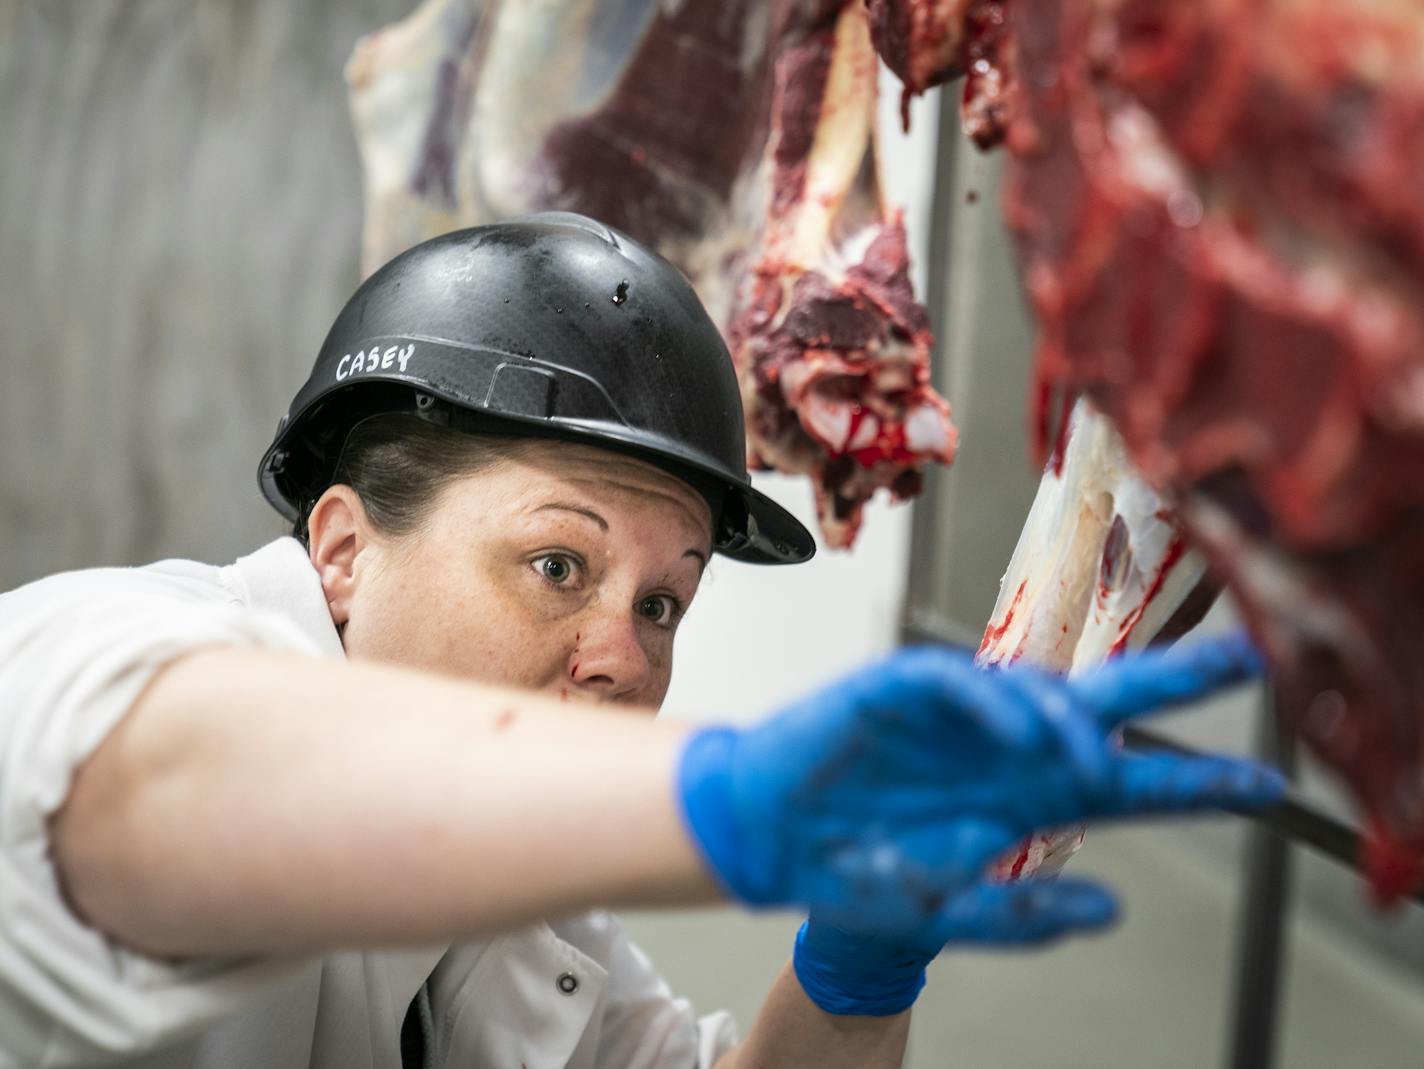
[793,875,1118,1015]
[677,633,1284,943]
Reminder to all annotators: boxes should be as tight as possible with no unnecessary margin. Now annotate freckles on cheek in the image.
[642,635,676,698]
[456,611,571,691]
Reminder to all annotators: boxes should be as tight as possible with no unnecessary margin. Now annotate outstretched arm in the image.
[49,630,1280,1069]
[52,646,718,958]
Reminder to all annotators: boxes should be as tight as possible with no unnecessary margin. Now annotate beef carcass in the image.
[345,0,957,548]
[883,0,1424,899]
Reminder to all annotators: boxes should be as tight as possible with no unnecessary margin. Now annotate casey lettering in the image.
[336,344,416,381]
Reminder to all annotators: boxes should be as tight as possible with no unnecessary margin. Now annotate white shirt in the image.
[0,538,737,1068]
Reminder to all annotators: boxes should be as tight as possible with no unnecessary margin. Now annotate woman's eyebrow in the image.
[533,502,608,530]
[684,549,708,574]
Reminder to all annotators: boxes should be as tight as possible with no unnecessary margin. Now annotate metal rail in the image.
[1224,705,1296,1069]
[1121,722,1424,907]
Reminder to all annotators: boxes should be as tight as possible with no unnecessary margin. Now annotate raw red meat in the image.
[884,0,1424,899]
[346,0,957,549]
[729,3,957,547]
[868,0,1013,145]
[866,0,974,99]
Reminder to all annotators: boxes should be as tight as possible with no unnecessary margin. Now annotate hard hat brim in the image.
[259,380,817,565]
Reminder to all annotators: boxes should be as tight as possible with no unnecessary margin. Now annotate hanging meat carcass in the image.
[345,0,957,549]
[879,0,1424,899]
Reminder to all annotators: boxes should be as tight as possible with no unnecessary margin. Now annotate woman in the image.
[0,213,1281,1069]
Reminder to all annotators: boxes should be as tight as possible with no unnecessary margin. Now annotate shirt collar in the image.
[228,537,346,658]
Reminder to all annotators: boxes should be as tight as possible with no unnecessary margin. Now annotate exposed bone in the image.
[978,399,1209,878]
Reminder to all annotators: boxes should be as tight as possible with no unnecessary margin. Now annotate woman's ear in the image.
[306,486,368,629]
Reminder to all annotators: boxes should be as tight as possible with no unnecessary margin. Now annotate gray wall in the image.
[0,0,413,588]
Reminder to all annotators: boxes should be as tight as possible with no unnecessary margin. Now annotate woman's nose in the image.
[568,610,651,700]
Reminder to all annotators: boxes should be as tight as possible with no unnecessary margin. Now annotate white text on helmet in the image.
[336,344,416,381]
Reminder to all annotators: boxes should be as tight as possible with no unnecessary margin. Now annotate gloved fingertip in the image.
[1069,893,1118,929]
[1197,630,1266,679]
[1049,881,1119,927]
[1239,636,1267,675]
[1228,763,1289,806]
[1159,757,1288,815]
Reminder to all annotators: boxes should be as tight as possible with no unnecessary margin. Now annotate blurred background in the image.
[2,3,1422,1066]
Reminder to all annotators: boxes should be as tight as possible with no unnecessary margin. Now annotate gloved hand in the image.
[795,865,1134,1013]
[792,875,1117,1015]
[677,633,1283,944]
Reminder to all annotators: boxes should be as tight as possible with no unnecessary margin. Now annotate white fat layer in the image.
[905,404,949,454]
[800,393,854,452]
[847,411,880,452]
[978,400,1204,674]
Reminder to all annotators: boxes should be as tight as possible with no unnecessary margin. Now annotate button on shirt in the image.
[0,538,737,1068]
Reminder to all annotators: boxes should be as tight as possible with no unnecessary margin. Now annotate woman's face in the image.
[324,441,713,711]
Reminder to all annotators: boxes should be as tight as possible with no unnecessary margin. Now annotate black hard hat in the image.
[258,212,815,564]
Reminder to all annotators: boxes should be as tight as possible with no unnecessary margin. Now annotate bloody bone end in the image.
[865,0,976,95]
[733,216,957,548]
[866,0,1015,147]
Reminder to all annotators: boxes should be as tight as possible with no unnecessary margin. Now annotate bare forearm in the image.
[718,962,910,1069]
[51,647,720,958]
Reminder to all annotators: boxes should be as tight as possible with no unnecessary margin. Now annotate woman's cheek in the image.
[640,629,676,697]
[480,588,578,681]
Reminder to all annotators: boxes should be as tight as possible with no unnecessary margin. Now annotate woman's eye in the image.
[532,554,580,586]
[636,594,679,626]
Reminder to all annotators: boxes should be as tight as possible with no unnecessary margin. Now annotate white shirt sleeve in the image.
[0,566,326,1067]
[585,913,738,1069]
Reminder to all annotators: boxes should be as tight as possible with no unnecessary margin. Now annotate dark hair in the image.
[293,414,531,547]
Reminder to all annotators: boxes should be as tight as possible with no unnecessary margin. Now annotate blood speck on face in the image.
[493,707,517,732]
